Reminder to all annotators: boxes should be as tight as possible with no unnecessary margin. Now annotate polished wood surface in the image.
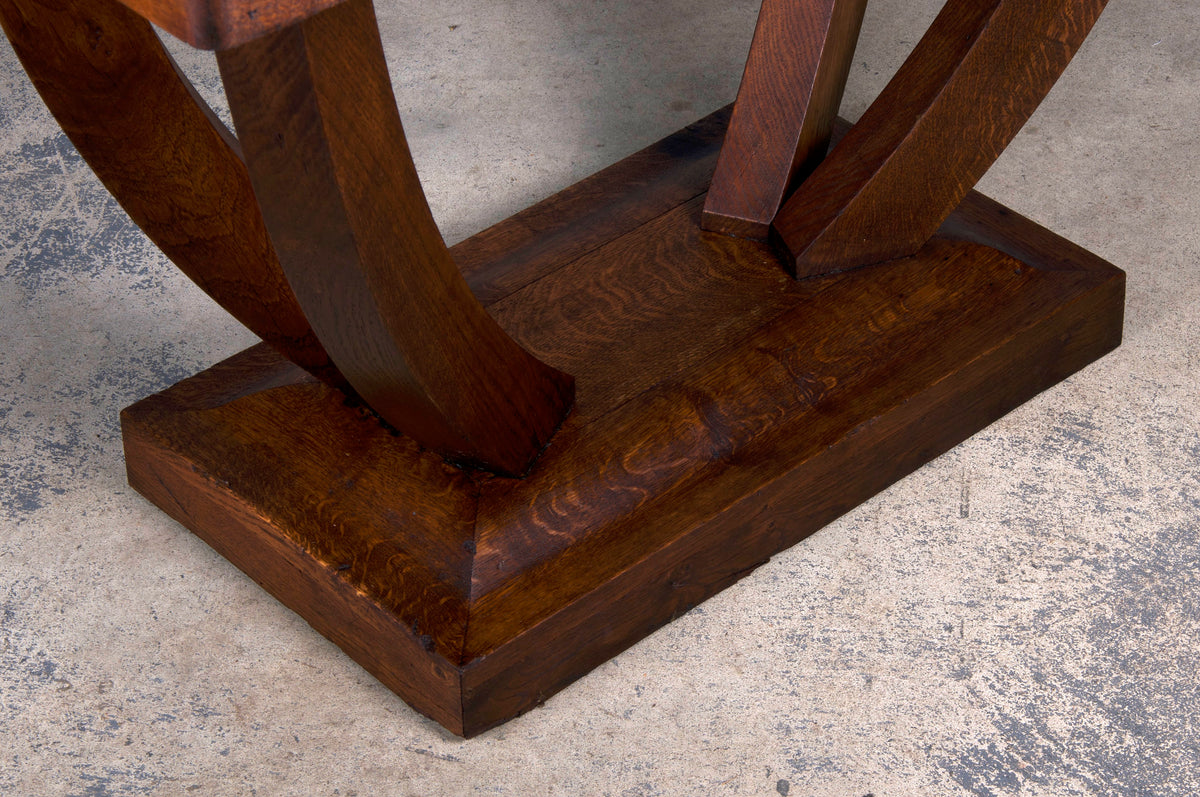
[122,347,470,732]
[701,0,867,240]
[454,107,732,305]
[115,0,343,49]
[122,112,1124,736]
[771,0,1108,278]
[216,0,573,477]
[0,0,347,390]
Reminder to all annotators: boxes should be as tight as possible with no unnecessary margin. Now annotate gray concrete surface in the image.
[1,0,1197,793]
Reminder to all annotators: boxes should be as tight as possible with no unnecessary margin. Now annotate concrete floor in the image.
[2,0,1197,793]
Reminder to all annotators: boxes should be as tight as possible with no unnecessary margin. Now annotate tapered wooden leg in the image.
[215,0,574,477]
[771,0,1108,278]
[0,0,347,390]
[701,0,867,241]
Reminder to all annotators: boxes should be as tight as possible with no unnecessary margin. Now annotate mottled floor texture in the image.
[2,0,1198,794]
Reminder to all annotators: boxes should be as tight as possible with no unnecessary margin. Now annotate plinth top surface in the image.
[118,0,342,48]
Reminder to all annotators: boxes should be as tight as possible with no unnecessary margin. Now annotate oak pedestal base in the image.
[121,112,1124,737]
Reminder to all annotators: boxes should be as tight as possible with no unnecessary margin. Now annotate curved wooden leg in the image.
[0,0,347,389]
[215,0,574,477]
[771,0,1108,278]
[701,0,867,241]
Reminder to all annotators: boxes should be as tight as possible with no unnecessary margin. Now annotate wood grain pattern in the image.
[114,0,344,49]
[700,0,868,240]
[459,247,1122,734]
[121,348,468,734]
[771,0,1109,278]
[484,197,820,418]
[0,0,347,390]
[454,106,732,305]
[122,114,1124,734]
[463,234,1119,662]
[216,0,573,477]
[126,346,478,664]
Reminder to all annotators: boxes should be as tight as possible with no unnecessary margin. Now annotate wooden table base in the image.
[119,110,1124,737]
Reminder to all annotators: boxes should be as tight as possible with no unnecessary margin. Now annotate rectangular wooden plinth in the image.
[121,110,1124,737]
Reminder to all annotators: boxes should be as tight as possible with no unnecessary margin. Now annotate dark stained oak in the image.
[121,112,1125,736]
[700,0,868,240]
[215,0,573,477]
[453,106,732,305]
[122,348,469,733]
[462,235,1117,660]
[0,0,347,390]
[114,0,344,49]
[771,0,1109,278]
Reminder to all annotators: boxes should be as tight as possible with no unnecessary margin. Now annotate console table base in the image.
[120,114,1123,737]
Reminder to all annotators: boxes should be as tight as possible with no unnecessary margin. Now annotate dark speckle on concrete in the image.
[70,764,163,797]
[938,513,1200,795]
[939,741,1032,796]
